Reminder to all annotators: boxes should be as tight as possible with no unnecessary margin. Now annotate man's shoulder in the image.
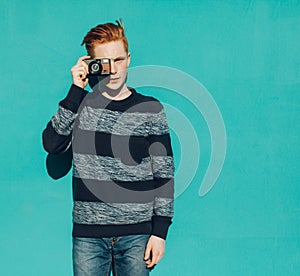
[131,88,164,114]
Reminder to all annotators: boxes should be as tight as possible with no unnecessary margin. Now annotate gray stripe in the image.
[78,106,169,136]
[78,106,149,136]
[152,156,175,178]
[149,109,169,135]
[73,153,153,182]
[51,105,77,135]
[154,197,174,217]
[73,201,154,224]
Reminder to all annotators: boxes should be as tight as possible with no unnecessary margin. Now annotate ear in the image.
[127,52,131,67]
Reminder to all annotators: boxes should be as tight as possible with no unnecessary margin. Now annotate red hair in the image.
[81,19,129,55]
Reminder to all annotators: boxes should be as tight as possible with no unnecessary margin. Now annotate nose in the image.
[110,60,117,74]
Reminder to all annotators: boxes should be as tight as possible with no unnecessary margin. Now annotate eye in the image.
[114,57,125,63]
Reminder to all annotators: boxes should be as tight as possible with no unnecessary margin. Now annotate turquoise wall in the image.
[1,0,299,275]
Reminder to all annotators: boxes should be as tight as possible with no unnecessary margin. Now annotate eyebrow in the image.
[111,56,126,61]
[92,55,126,61]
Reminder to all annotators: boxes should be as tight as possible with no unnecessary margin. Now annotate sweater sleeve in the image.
[42,84,88,154]
[148,102,175,240]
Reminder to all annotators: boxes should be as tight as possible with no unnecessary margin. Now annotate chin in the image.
[106,83,122,91]
[107,80,125,91]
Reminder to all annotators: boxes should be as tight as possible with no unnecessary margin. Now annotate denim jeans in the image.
[73,234,151,276]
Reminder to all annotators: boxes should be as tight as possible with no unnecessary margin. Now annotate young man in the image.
[42,20,175,275]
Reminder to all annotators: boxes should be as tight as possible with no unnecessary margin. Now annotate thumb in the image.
[144,243,151,260]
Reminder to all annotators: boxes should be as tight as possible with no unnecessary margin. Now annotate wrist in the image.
[150,235,165,241]
[72,81,85,89]
[59,84,89,113]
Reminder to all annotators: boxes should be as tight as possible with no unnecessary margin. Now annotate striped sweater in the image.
[42,84,175,239]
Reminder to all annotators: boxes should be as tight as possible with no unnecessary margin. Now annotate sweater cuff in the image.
[151,215,172,240]
[59,84,89,113]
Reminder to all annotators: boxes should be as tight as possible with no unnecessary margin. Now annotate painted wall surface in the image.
[0,0,299,275]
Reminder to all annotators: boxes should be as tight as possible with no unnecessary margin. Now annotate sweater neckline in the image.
[92,87,137,106]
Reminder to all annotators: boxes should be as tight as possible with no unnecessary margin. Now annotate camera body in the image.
[84,58,111,76]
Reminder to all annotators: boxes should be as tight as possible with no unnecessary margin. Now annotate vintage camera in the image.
[84,58,111,76]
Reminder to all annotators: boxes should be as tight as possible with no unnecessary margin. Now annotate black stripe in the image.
[73,177,173,202]
[153,178,175,198]
[148,134,174,156]
[83,89,163,113]
[72,221,152,238]
[73,177,156,203]
[72,129,150,164]
[72,129,173,161]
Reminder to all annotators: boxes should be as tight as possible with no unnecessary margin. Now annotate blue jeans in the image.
[73,234,151,276]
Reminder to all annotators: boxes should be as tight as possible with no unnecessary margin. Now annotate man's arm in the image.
[42,84,88,153]
[144,101,175,268]
[42,56,90,154]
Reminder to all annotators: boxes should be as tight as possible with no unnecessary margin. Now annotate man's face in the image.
[92,40,130,91]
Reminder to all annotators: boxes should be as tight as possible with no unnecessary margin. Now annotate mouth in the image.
[109,78,121,84]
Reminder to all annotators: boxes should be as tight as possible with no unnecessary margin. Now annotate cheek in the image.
[119,62,128,72]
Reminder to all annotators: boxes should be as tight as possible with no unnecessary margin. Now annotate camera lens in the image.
[89,61,103,75]
[91,63,100,73]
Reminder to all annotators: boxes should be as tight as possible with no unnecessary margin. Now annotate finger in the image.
[151,250,164,265]
[77,55,91,64]
[73,64,88,73]
[81,62,89,74]
[144,245,151,261]
[77,70,86,79]
[76,65,88,76]
[71,65,83,75]
[155,253,163,264]
[147,251,159,268]
[83,78,89,86]
[147,259,156,268]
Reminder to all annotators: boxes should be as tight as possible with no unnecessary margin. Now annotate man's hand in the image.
[144,235,165,269]
[71,56,91,89]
